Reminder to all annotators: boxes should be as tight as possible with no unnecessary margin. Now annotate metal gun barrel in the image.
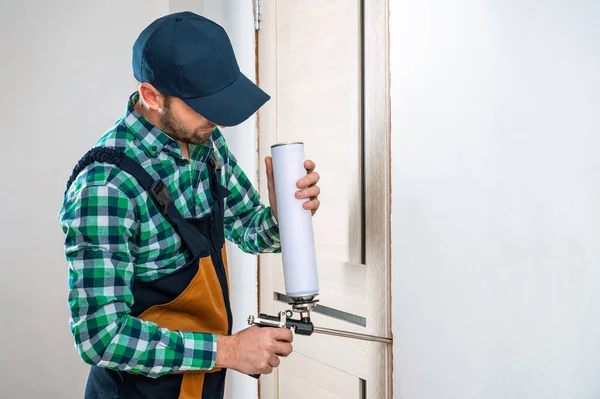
[312,326,392,344]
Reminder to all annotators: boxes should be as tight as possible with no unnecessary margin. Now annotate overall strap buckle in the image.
[149,180,175,216]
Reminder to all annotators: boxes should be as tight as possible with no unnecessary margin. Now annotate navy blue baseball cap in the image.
[132,11,270,127]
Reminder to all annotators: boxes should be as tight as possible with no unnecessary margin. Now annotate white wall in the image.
[0,1,169,398]
[390,1,600,398]
[0,1,258,397]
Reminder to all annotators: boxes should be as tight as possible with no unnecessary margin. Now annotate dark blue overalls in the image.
[66,147,233,399]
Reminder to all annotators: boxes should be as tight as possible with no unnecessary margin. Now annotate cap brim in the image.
[182,73,270,127]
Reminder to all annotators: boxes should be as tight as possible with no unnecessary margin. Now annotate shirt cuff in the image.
[264,208,281,249]
[179,332,217,371]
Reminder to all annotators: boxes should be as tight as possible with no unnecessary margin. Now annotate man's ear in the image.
[138,83,163,111]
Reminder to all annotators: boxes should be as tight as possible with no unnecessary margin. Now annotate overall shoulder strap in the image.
[66,147,152,194]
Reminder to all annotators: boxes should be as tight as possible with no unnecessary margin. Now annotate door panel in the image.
[276,0,362,264]
[258,0,391,397]
[279,352,362,399]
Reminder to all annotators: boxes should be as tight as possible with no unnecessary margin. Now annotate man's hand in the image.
[215,326,293,375]
[265,157,321,222]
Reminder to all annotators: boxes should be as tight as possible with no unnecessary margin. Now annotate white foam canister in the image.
[271,142,319,300]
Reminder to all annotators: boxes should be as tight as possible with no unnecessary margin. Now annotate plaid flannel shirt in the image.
[59,93,280,378]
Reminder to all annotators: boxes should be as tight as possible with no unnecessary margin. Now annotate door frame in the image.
[256,0,391,396]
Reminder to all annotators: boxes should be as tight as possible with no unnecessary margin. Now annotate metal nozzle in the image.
[288,294,319,315]
[312,326,393,344]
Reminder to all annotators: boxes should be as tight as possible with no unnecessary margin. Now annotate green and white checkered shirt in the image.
[59,93,280,378]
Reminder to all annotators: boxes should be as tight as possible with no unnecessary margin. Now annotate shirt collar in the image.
[123,92,215,161]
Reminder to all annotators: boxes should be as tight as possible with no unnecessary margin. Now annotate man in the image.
[59,11,321,399]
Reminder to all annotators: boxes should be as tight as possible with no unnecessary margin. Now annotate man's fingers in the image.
[274,342,293,357]
[296,186,320,199]
[302,199,320,211]
[304,159,316,173]
[262,365,274,375]
[268,355,280,368]
[297,171,320,188]
[272,326,294,343]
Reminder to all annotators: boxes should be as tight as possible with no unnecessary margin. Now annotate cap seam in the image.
[174,17,184,91]
[139,21,169,83]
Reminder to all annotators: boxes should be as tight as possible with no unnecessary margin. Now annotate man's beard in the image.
[159,98,215,145]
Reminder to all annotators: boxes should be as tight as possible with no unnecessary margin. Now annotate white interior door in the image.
[258,0,391,398]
